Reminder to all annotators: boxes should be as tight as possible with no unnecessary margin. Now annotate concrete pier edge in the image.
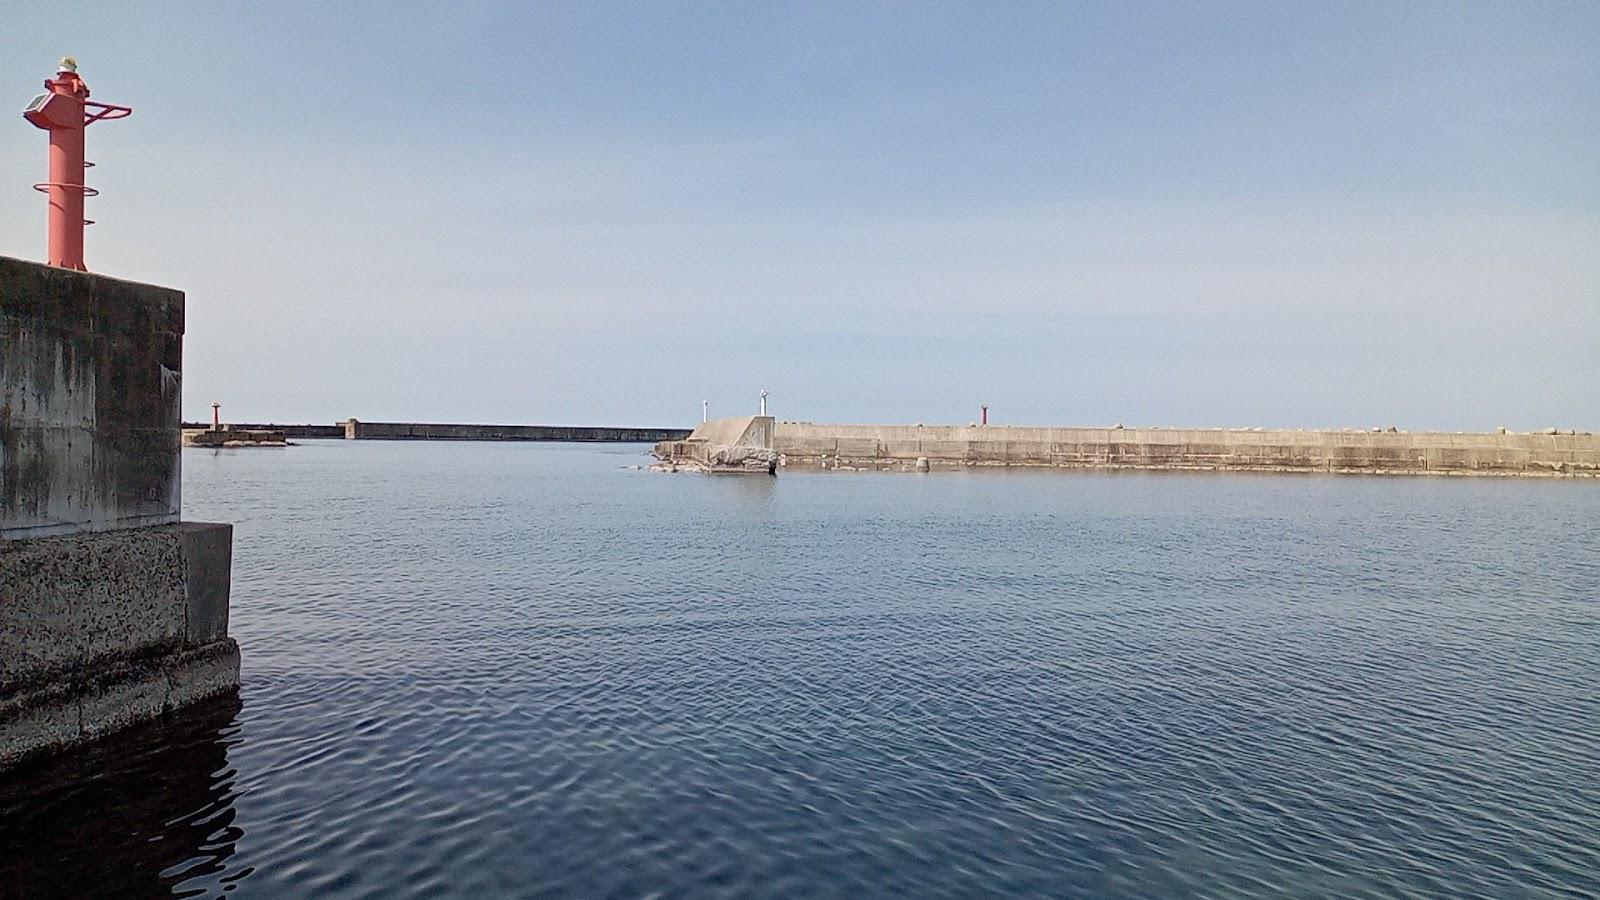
[2,256,239,771]
[658,419,1600,478]
[0,639,241,769]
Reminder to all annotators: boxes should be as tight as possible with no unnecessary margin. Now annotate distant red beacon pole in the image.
[21,57,131,272]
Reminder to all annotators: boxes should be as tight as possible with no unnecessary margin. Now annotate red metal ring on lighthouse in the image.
[83,101,131,124]
[32,182,100,197]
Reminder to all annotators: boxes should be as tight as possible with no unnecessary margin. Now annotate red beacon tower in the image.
[22,57,131,272]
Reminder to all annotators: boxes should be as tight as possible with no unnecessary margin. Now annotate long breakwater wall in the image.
[181,420,690,442]
[771,423,1600,477]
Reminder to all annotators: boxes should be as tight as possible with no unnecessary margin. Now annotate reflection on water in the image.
[0,694,245,898]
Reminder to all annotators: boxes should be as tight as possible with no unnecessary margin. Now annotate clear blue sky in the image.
[4,3,1596,429]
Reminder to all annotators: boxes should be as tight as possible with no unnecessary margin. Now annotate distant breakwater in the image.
[181,420,691,443]
[775,423,1600,477]
[657,416,1600,478]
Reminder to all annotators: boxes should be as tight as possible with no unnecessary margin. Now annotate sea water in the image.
[3,441,1597,897]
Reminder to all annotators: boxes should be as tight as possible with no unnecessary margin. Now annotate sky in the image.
[3,2,1596,430]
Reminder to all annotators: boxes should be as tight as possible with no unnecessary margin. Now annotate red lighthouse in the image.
[22,57,131,272]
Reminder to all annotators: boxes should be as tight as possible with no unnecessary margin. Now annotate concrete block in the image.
[179,522,233,646]
[80,667,169,740]
[0,685,79,767]
[0,526,185,690]
[1,256,185,539]
[0,259,238,772]
[0,641,239,770]
[836,438,880,458]
[165,641,241,710]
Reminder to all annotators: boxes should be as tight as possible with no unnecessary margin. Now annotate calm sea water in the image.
[3,441,1599,898]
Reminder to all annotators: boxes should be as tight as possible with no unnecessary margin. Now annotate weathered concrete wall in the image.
[0,523,238,767]
[1,256,236,771]
[341,419,690,442]
[1,256,184,539]
[776,423,1600,477]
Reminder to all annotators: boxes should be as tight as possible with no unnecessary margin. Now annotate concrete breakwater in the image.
[1,255,238,770]
[659,417,1600,478]
[183,424,288,447]
[780,423,1600,476]
[180,420,691,443]
[180,422,344,439]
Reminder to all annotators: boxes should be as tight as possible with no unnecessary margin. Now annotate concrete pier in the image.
[770,423,1600,477]
[1,255,238,770]
[340,420,689,442]
[183,424,288,447]
[178,420,691,442]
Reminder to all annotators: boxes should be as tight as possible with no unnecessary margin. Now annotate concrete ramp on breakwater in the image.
[654,416,778,473]
[772,423,1600,478]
